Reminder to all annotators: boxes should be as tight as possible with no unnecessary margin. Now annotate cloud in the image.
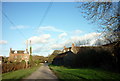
[90,38,106,46]
[58,32,67,39]
[71,32,101,42]
[51,43,65,50]
[0,40,8,44]
[38,26,64,33]
[32,44,55,57]
[10,25,29,29]
[73,30,83,34]
[27,32,102,57]
[28,34,51,44]
[83,32,101,39]
[65,32,101,46]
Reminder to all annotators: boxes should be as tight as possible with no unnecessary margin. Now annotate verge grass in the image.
[2,65,40,81]
[49,65,120,81]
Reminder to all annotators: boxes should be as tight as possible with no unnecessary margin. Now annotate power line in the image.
[2,11,27,39]
[3,1,53,39]
[31,0,54,54]
[33,0,53,31]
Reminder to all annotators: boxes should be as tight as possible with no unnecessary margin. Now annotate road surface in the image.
[22,63,59,81]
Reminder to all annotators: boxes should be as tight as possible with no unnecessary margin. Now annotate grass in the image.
[49,65,120,81]
[2,65,40,81]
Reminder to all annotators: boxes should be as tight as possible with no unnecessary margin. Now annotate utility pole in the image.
[30,40,32,55]
[26,40,28,53]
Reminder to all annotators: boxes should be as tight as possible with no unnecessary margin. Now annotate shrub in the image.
[2,62,26,73]
[75,47,115,70]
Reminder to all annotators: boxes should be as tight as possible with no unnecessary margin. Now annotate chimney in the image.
[64,46,66,49]
[72,43,75,47]
[10,48,12,53]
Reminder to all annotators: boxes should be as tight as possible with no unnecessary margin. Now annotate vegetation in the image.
[2,54,44,73]
[75,47,116,71]
[2,57,9,63]
[79,2,120,72]
[52,47,119,72]
[49,65,120,81]
[79,2,120,42]
[48,50,62,63]
[2,61,26,73]
[2,64,40,81]
[32,55,47,63]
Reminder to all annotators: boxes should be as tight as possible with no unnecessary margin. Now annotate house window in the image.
[14,56,17,58]
[20,55,22,58]
[24,56,27,58]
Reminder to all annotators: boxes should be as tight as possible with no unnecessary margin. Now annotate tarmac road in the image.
[22,63,59,81]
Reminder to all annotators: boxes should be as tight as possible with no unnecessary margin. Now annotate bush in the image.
[29,55,36,67]
[2,62,26,73]
[75,47,115,70]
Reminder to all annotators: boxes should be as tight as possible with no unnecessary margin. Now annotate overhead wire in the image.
[33,0,54,31]
[32,0,54,54]
[2,1,54,51]
[2,1,54,56]
[2,0,54,40]
[2,11,27,39]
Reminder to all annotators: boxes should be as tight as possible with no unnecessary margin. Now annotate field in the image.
[2,65,40,81]
[49,65,120,81]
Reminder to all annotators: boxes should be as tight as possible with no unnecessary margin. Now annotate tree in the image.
[79,2,120,43]
[79,2,120,72]
[48,50,62,63]
[75,39,90,46]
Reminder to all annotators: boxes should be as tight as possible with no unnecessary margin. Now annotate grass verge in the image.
[49,65,120,81]
[2,65,40,81]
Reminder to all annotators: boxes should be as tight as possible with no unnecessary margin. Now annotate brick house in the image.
[8,48,30,62]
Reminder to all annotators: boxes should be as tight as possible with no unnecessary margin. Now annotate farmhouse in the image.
[8,48,30,62]
[62,43,80,54]
[52,43,79,66]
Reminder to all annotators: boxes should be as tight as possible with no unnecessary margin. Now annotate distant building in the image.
[62,43,80,54]
[52,43,80,66]
[8,48,30,62]
[8,40,32,62]
[62,46,71,53]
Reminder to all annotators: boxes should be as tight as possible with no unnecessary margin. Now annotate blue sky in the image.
[1,2,100,57]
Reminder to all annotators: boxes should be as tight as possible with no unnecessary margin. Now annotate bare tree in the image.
[78,2,120,72]
[79,2,120,43]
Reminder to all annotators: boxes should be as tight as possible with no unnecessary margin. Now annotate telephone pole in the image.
[30,40,32,55]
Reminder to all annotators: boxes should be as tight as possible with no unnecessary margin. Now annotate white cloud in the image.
[0,40,7,44]
[38,26,64,33]
[10,25,29,29]
[51,43,64,50]
[73,30,83,34]
[58,32,67,39]
[66,32,101,46]
[32,45,55,57]
[90,38,106,46]
[83,32,101,39]
[28,34,51,44]
[26,32,102,57]
[71,32,101,42]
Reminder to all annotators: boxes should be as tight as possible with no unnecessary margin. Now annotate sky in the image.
[1,2,101,57]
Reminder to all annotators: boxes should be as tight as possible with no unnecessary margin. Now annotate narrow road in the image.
[22,63,59,81]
